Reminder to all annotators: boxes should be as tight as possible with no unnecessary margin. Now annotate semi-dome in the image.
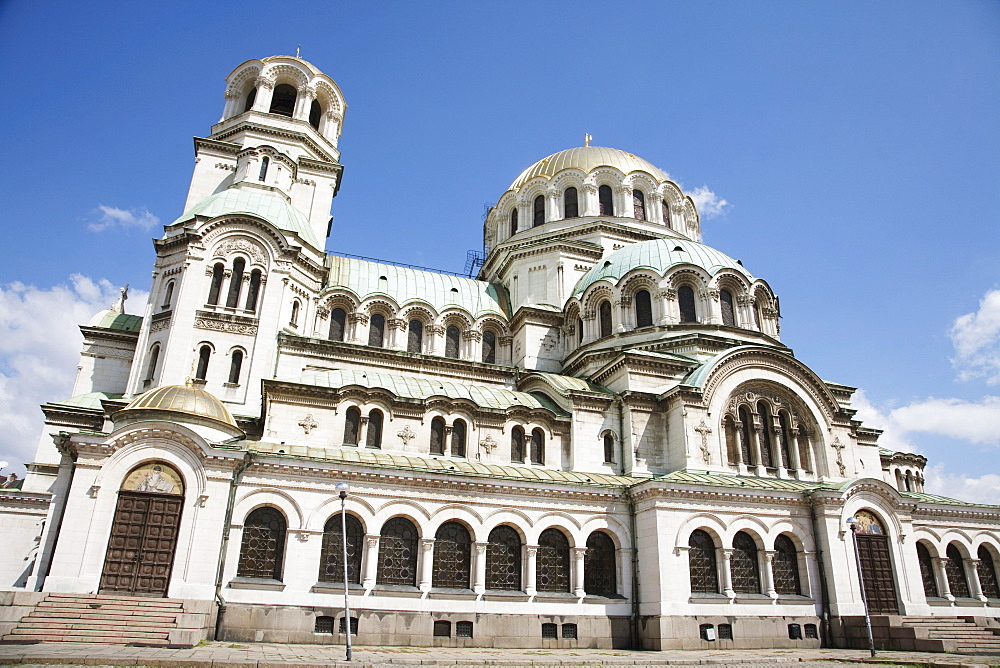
[87,309,143,332]
[510,146,669,191]
[114,384,240,431]
[573,238,751,297]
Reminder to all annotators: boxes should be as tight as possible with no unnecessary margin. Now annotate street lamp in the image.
[846,516,877,658]
[336,481,353,661]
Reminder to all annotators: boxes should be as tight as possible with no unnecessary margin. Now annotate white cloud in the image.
[0,276,147,475]
[923,463,1000,506]
[950,288,1000,384]
[849,389,917,453]
[889,396,1000,446]
[688,185,729,219]
[88,205,160,233]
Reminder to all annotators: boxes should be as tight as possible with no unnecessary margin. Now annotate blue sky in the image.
[0,1,998,502]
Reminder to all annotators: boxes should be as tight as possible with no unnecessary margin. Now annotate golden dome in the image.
[509,146,669,191]
[115,385,240,431]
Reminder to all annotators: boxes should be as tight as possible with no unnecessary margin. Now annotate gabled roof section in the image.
[519,371,613,397]
[48,391,123,411]
[323,255,509,319]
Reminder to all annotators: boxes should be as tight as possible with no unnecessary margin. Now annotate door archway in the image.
[852,509,899,614]
[99,462,185,597]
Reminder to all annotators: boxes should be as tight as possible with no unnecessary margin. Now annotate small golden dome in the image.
[115,385,239,431]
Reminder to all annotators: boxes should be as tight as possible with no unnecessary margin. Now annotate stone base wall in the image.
[218,604,631,648]
[0,591,45,638]
[639,614,823,650]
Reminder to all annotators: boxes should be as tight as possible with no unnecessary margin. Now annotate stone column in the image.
[324,111,342,145]
[572,547,587,597]
[966,559,987,602]
[463,329,481,362]
[933,557,954,601]
[546,187,560,223]
[618,185,632,218]
[787,427,803,473]
[362,534,380,589]
[582,184,598,217]
[719,548,736,598]
[251,77,274,113]
[648,192,664,224]
[347,312,368,344]
[762,550,778,598]
[751,417,766,476]
[388,318,407,350]
[418,538,435,592]
[426,325,444,355]
[525,545,538,596]
[473,541,488,594]
[658,288,678,325]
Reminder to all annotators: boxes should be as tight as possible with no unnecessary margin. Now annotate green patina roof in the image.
[653,470,828,493]
[901,491,1000,508]
[48,392,123,411]
[282,368,568,416]
[523,372,613,396]
[173,186,321,250]
[573,238,752,297]
[87,310,143,332]
[323,256,509,319]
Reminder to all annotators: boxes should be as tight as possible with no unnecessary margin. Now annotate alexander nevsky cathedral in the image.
[0,55,998,652]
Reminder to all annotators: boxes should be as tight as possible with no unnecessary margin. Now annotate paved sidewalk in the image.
[0,642,999,668]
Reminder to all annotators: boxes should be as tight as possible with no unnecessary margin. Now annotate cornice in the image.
[483,239,604,279]
[78,326,140,344]
[41,404,105,431]
[509,306,565,329]
[204,123,340,167]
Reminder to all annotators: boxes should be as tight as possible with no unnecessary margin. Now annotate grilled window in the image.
[377,517,418,586]
[917,542,938,598]
[737,406,754,466]
[366,409,383,449]
[772,534,800,596]
[561,623,578,639]
[603,434,614,463]
[678,285,697,322]
[598,185,613,215]
[245,270,262,312]
[343,407,360,445]
[195,345,211,380]
[486,525,521,590]
[731,531,761,594]
[584,531,616,596]
[635,290,653,328]
[599,300,612,337]
[718,623,733,640]
[315,616,334,633]
[720,289,735,326]
[430,417,445,455]
[269,83,296,117]
[482,330,496,363]
[632,189,646,220]
[237,506,286,580]
[433,522,472,589]
[945,544,970,598]
[228,350,243,384]
[978,547,1000,599]
[541,623,558,639]
[445,325,460,359]
[533,195,545,227]
[226,258,245,308]
[368,314,385,347]
[688,530,719,593]
[530,428,544,465]
[510,208,518,237]
[329,308,347,341]
[537,528,570,592]
[757,401,774,468]
[510,426,524,463]
[451,419,467,457]
[456,621,473,638]
[319,513,363,584]
[407,319,422,353]
[338,617,358,635]
[207,263,224,305]
[564,187,578,218]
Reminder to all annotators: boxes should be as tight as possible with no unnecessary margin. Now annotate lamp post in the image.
[336,481,353,661]
[846,516,876,658]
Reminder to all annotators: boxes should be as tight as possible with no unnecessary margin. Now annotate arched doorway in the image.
[852,509,899,614]
[99,462,185,597]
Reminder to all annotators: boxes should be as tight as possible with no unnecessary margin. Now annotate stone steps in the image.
[900,616,1000,655]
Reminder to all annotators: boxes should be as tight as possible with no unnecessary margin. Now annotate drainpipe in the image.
[617,396,641,649]
[806,490,834,647]
[214,451,254,641]
[34,432,76,588]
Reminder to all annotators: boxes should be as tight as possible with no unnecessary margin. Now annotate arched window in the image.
[486,525,521,590]
[482,330,496,364]
[978,546,1000,599]
[228,350,243,384]
[195,345,211,380]
[564,187,578,218]
[269,83,297,117]
[533,195,545,227]
[603,434,615,463]
[772,534,801,595]
[754,300,763,331]
[144,344,160,383]
[777,411,793,470]
[377,517,418,586]
[945,544,970,598]
[343,407,360,445]
[245,269,262,312]
[737,405,754,466]
[678,285,697,323]
[451,419,467,457]
[584,531,616,596]
[688,530,719,593]
[368,313,385,347]
[407,319,423,353]
[207,263,224,305]
[243,87,257,112]
[632,189,646,220]
[720,289,735,327]
[366,409,383,449]
[530,428,544,465]
[433,522,472,589]
[510,426,524,463]
[723,415,739,466]
[319,514,363,584]
[635,290,653,328]
[290,300,300,327]
[430,417,445,455]
[537,528,570,592]
[226,258,245,308]
[309,99,322,130]
[598,185,613,216]
[757,401,775,468]
[258,156,269,182]
[599,300,612,338]
[917,543,938,598]
[162,280,175,309]
[510,208,518,237]
[329,308,347,342]
[237,506,286,580]
[731,531,761,594]
[577,317,583,345]
[445,325,460,359]
[662,199,671,228]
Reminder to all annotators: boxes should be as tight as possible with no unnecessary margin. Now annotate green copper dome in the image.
[87,309,143,332]
[172,187,321,250]
[573,238,752,297]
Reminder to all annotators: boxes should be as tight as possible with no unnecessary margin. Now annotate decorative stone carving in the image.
[298,414,318,435]
[398,425,416,445]
[194,318,258,336]
[831,437,846,476]
[214,238,267,264]
[694,421,713,464]
[658,288,678,301]
[479,434,497,454]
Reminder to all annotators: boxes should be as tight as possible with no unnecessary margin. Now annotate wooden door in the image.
[100,491,183,596]
[857,534,899,614]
